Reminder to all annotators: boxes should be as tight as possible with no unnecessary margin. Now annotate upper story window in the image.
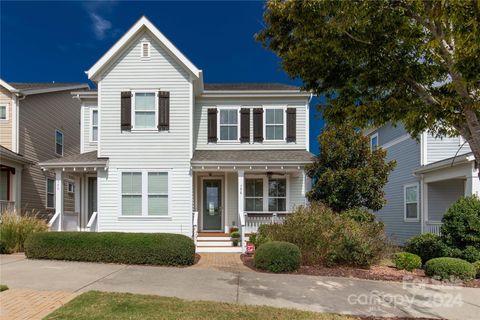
[370,133,379,150]
[55,129,64,156]
[404,183,419,221]
[265,108,284,140]
[133,92,157,130]
[141,41,150,58]
[219,109,238,141]
[91,109,98,142]
[46,178,55,208]
[0,105,7,120]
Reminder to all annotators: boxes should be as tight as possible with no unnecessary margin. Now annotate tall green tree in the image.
[258,0,480,176]
[306,125,396,212]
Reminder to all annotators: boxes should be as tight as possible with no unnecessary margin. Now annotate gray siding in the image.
[427,179,465,221]
[374,122,409,145]
[18,90,81,217]
[427,134,471,164]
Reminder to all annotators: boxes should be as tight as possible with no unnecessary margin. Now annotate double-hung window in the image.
[121,171,169,216]
[245,179,263,211]
[268,178,287,211]
[370,133,379,150]
[219,109,238,141]
[0,105,7,120]
[265,108,284,140]
[133,92,156,130]
[91,109,98,142]
[55,130,64,156]
[404,184,419,221]
[46,178,55,208]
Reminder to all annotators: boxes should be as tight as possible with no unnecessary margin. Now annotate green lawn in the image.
[45,291,354,320]
[0,284,8,292]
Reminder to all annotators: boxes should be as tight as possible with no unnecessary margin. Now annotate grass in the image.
[0,285,8,292]
[45,291,354,320]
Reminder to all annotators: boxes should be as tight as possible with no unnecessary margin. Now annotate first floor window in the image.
[268,178,286,211]
[265,109,284,140]
[245,179,263,211]
[91,109,98,142]
[55,130,64,156]
[121,171,169,216]
[0,170,9,201]
[219,109,238,140]
[134,92,156,129]
[0,105,6,120]
[405,184,419,220]
[46,178,55,208]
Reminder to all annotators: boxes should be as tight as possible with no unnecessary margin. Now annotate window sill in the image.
[404,218,420,223]
[117,216,172,221]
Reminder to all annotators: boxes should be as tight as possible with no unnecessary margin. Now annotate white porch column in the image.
[74,176,81,213]
[238,170,245,252]
[55,169,64,231]
[465,164,480,197]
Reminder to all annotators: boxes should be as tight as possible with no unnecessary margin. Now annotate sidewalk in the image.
[1,254,479,320]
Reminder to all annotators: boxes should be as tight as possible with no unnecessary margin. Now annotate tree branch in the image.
[343,31,372,45]
[404,77,440,106]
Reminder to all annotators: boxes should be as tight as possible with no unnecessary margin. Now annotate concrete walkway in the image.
[1,254,479,320]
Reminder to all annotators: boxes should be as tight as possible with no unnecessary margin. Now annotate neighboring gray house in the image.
[39,17,314,252]
[365,123,479,244]
[0,80,88,216]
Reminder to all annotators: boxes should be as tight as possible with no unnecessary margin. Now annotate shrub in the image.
[342,208,376,223]
[230,231,240,239]
[257,203,387,267]
[405,233,448,264]
[393,252,422,271]
[424,257,476,281]
[461,246,480,263]
[25,232,195,266]
[0,211,48,253]
[472,261,480,279]
[247,231,270,249]
[441,196,480,250]
[254,241,301,273]
[0,285,8,292]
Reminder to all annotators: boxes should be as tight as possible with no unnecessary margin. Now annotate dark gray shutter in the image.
[286,108,296,142]
[253,108,263,142]
[240,108,250,143]
[207,108,217,143]
[158,91,170,131]
[121,91,132,130]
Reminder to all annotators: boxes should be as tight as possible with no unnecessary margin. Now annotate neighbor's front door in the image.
[202,179,222,231]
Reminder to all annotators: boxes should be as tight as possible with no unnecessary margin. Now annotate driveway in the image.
[1,254,479,320]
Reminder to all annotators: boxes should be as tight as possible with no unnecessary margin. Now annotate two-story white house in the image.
[39,16,314,252]
[365,123,479,244]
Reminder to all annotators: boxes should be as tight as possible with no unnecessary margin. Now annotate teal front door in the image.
[202,179,222,231]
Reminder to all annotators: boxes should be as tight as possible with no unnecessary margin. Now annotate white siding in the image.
[289,172,307,210]
[194,97,308,150]
[96,30,193,236]
[81,105,98,153]
[427,134,471,164]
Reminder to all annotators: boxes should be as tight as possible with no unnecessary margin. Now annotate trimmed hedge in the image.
[405,233,447,264]
[441,196,480,249]
[393,252,421,271]
[24,232,195,266]
[254,241,301,273]
[424,257,476,281]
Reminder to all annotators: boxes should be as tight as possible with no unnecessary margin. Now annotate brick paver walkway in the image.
[0,288,77,320]
[192,253,251,273]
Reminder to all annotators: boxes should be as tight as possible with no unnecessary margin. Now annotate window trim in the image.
[244,174,290,213]
[0,105,8,121]
[131,90,158,131]
[55,129,64,156]
[370,132,379,150]
[245,178,264,212]
[141,41,151,58]
[89,108,99,143]
[67,181,75,194]
[217,106,240,142]
[46,178,55,209]
[118,169,171,218]
[404,183,420,222]
[263,106,287,142]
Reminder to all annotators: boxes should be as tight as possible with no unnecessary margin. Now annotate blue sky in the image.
[1,1,324,153]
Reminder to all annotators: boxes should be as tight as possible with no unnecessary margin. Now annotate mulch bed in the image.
[241,254,480,288]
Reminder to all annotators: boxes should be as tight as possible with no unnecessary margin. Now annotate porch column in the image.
[55,169,64,231]
[74,176,81,213]
[238,170,245,253]
[465,164,480,197]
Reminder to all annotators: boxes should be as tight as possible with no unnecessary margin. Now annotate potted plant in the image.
[230,231,240,247]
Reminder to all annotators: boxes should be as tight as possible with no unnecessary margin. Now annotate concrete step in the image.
[197,241,235,247]
[196,246,242,253]
[197,236,231,241]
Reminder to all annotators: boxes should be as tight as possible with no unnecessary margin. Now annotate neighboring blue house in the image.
[365,123,478,244]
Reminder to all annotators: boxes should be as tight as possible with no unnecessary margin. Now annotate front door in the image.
[202,179,222,231]
[87,177,97,223]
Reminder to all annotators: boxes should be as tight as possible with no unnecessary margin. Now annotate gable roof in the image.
[87,16,202,80]
[204,83,300,91]
[0,146,34,164]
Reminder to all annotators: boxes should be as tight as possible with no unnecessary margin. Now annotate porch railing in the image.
[0,200,15,214]
[192,211,199,245]
[244,212,287,234]
[86,211,98,232]
[48,211,61,231]
[425,221,443,236]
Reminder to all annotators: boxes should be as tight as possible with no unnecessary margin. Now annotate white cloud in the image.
[90,12,112,40]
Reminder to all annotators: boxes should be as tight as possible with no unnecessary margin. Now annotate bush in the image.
[461,246,480,263]
[342,208,376,223]
[424,257,476,281]
[405,233,448,264]
[230,231,240,239]
[472,261,480,279]
[393,252,422,271]
[254,241,301,273]
[441,196,480,250]
[0,285,8,292]
[25,232,195,266]
[257,203,387,267]
[0,211,48,253]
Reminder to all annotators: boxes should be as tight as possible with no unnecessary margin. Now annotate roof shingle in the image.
[192,149,315,164]
[10,83,87,91]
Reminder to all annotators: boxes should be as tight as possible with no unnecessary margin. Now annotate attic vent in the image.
[141,42,150,58]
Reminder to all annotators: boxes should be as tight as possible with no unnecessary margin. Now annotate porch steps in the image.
[196,232,242,253]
